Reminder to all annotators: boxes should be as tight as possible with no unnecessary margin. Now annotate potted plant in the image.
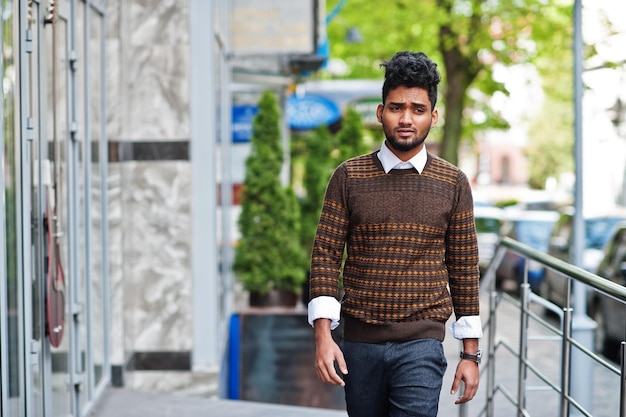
[233,90,307,307]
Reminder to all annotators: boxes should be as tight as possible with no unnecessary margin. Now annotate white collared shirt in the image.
[308,141,483,340]
[377,140,427,173]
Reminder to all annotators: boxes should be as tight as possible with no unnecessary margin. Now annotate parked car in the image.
[589,221,626,359]
[495,209,559,293]
[540,207,626,305]
[474,205,504,276]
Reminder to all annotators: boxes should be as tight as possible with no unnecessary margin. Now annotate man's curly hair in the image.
[380,51,441,108]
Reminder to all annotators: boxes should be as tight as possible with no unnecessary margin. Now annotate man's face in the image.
[376,86,438,157]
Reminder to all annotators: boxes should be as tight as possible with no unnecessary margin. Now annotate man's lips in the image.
[396,129,415,137]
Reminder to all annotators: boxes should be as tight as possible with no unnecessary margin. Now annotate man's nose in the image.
[399,109,412,124]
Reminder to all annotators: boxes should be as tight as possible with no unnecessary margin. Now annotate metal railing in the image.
[466,236,626,417]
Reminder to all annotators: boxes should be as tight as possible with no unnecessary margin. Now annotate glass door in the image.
[41,0,73,414]
[2,0,24,415]
[22,0,74,415]
[25,0,47,414]
[6,1,108,414]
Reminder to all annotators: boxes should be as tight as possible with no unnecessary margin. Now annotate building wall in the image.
[106,0,202,392]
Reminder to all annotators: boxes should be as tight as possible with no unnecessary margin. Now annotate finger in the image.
[329,367,346,386]
[315,357,332,383]
[461,379,479,401]
[450,374,461,395]
[454,388,477,404]
[455,395,470,405]
[322,365,345,386]
[335,351,348,376]
[316,358,345,386]
[453,377,479,404]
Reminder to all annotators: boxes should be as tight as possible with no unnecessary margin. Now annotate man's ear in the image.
[376,104,384,123]
[431,109,439,127]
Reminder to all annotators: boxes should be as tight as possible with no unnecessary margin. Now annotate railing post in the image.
[560,307,572,417]
[619,341,626,417]
[569,292,596,417]
[486,290,498,417]
[459,401,468,417]
[517,282,530,417]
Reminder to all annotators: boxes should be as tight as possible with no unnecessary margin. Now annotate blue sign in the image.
[286,94,341,130]
[232,105,258,143]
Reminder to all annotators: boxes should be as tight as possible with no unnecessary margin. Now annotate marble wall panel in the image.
[105,37,122,140]
[121,161,193,351]
[122,43,190,140]
[108,0,191,141]
[106,0,123,140]
[107,164,127,364]
[104,0,226,394]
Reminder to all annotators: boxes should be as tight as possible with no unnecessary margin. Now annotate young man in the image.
[308,51,482,417]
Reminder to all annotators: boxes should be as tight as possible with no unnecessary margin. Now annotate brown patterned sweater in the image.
[309,151,480,343]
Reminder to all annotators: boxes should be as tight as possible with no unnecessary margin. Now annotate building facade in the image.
[1,0,110,415]
[1,0,324,415]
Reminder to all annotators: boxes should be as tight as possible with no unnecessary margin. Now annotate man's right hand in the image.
[314,318,348,386]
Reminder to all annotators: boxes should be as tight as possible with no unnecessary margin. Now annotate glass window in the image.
[88,2,107,390]
[2,0,23,415]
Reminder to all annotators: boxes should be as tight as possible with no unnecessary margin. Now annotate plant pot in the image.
[249,289,298,308]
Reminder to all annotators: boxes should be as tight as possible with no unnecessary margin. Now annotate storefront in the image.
[1,0,322,414]
[1,0,109,415]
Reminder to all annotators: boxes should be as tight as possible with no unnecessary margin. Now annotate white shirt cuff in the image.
[450,315,483,339]
[308,296,341,330]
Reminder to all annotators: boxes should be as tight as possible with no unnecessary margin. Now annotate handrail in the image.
[470,235,626,417]
[482,236,626,301]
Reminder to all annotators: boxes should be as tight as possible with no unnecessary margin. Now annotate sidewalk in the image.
[88,389,347,417]
[89,295,621,417]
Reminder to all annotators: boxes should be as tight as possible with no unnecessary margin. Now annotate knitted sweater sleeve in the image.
[446,170,481,319]
[309,165,349,300]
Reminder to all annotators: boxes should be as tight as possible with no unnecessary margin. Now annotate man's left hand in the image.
[450,359,479,404]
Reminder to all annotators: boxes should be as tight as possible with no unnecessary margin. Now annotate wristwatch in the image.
[460,349,482,364]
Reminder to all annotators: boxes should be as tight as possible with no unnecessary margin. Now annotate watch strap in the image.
[460,349,482,364]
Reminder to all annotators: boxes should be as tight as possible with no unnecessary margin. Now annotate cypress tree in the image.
[300,124,335,253]
[233,91,307,295]
[334,106,369,167]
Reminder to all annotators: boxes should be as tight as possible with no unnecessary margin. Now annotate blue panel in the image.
[287,94,341,130]
[228,314,241,399]
[232,105,258,143]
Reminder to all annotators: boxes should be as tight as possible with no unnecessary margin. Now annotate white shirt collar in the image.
[377,141,427,174]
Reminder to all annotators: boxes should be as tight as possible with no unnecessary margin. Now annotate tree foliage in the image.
[324,0,574,168]
[234,91,307,294]
[526,24,575,189]
[299,108,368,248]
[299,124,336,253]
[334,107,369,166]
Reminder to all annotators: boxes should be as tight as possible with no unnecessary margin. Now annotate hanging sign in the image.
[232,105,258,143]
[287,94,341,130]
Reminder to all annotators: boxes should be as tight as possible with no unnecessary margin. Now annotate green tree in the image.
[334,106,369,166]
[522,3,576,189]
[299,109,368,255]
[233,91,307,295]
[300,125,336,253]
[324,0,573,167]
